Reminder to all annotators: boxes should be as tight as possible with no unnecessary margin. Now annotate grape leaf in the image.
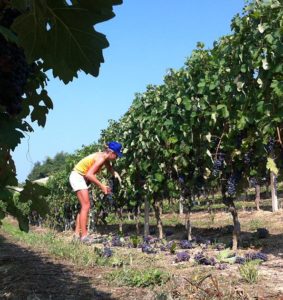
[11,0,123,83]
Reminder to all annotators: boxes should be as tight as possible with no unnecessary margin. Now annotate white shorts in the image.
[69,171,88,192]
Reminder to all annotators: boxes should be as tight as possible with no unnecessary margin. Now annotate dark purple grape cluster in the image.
[0,8,31,116]
[175,251,190,263]
[102,247,113,258]
[111,236,122,247]
[194,252,216,266]
[216,263,229,270]
[256,228,269,239]
[0,36,30,115]
[194,252,205,262]
[202,239,212,249]
[179,240,192,249]
[143,235,153,243]
[178,176,185,184]
[212,153,225,176]
[227,176,237,195]
[245,252,268,261]
[160,245,167,251]
[141,243,156,254]
[243,152,251,164]
[103,194,114,206]
[235,256,246,264]
[265,138,275,154]
[226,171,241,196]
[108,177,115,193]
[235,133,242,148]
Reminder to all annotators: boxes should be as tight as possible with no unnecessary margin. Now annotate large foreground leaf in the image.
[11,0,123,83]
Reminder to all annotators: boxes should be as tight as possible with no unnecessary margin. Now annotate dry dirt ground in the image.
[1,209,283,300]
[0,229,153,299]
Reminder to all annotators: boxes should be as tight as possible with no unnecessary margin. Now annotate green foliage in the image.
[11,0,122,83]
[1,219,101,267]
[216,249,236,264]
[239,260,260,284]
[28,151,70,181]
[247,219,264,231]
[0,181,50,232]
[0,0,122,230]
[107,268,170,287]
[130,235,141,248]
[169,241,177,254]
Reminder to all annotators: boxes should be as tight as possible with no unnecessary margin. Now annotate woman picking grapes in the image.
[69,141,123,243]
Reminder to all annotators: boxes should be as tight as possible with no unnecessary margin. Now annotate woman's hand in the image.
[101,185,111,194]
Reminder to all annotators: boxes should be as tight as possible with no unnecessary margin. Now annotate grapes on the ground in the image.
[102,247,113,258]
[143,235,153,243]
[235,256,246,264]
[245,252,268,261]
[216,263,229,270]
[175,251,190,263]
[160,245,167,251]
[179,240,192,249]
[111,236,122,247]
[141,243,156,254]
[194,252,216,266]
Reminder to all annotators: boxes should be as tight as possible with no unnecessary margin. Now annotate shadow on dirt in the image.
[260,233,283,257]
[0,235,114,300]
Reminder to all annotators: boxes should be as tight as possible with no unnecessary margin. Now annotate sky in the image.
[13,0,246,183]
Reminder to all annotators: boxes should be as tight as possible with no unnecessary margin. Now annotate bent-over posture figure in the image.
[69,141,122,243]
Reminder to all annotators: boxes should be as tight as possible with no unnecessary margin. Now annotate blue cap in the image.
[107,141,123,157]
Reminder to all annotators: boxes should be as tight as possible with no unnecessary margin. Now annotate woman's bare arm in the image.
[85,155,110,194]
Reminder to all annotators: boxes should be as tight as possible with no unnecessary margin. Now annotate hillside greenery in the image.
[27,152,70,181]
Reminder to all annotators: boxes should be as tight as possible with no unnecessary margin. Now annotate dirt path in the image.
[0,232,153,300]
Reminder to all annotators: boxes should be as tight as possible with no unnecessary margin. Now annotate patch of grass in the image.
[130,234,142,248]
[192,219,209,228]
[1,219,113,267]
[106,267,170,287]
[247,219,265,231]
[216,249,236,264]
[162,214,181,226]
[239,260,260,284]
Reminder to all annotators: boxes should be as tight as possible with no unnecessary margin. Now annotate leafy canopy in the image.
[0,0,122,230]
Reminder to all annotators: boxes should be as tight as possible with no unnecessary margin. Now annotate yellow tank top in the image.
[73,153,99,175]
